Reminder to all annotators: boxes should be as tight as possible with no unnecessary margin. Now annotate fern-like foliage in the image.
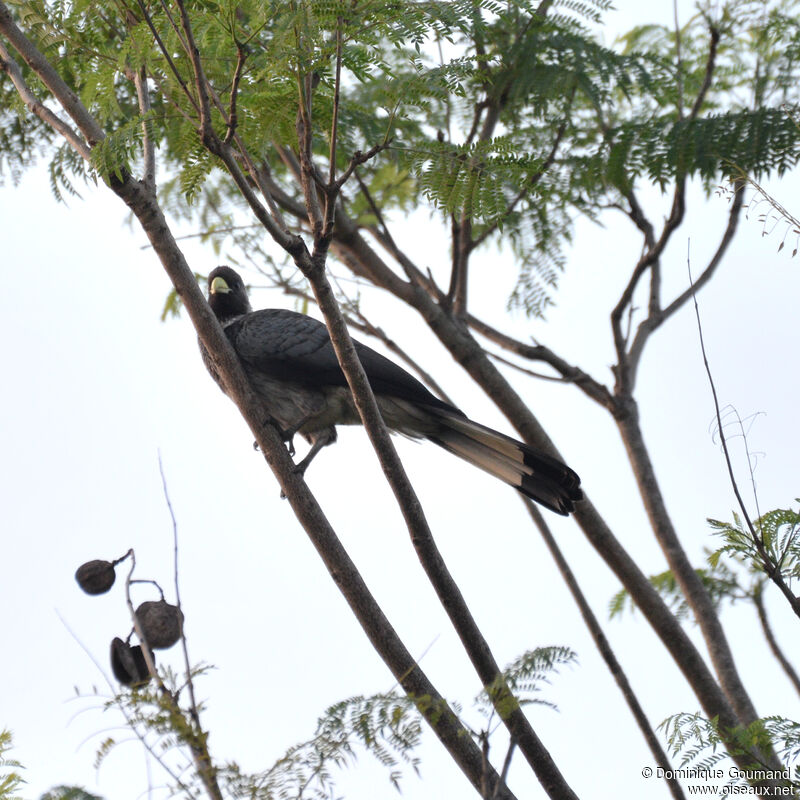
[218,693,423,799]
[708,502,800,583]
[609,555,747,622]
[39,788,103,800]
[0,730,24,800]
[475,645,577,718]
[661,711,800,788]
[5,0,800,315]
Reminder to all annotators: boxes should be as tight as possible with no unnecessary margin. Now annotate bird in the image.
[201,266,582,515]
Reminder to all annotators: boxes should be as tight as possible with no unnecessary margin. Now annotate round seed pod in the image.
[135,600,184,650]
[75,560,116,595]
[110,637,153,686]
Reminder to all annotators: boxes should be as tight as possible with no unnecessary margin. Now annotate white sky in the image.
[2,1,800,798]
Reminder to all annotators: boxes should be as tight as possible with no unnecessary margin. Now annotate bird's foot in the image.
[278,451,314,500]
[263,415,313,458]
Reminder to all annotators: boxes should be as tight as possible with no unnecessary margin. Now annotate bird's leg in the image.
[253,415,314,457]
[273,414,315,457]
[292,429,337,476]
[292,439,326,476]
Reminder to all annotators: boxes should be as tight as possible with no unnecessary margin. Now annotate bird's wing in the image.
[226,309,461,414]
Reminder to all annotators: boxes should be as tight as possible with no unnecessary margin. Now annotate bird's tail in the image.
[425,409,582,515]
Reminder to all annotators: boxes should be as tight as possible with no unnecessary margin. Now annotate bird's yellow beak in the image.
[210,276,231,295]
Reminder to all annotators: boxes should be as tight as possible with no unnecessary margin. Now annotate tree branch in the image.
[173,0,215,141]
[467,315,615,411]
[322,220,767,772]
[611,23,720,393]
[754,589,800,698]
[135,0,200,114]
[111,173,518,800]
[134,66,155,189]
[688,25,720,120]
[689,253,800,621]
[625,179,746,378]
[0,39,92,159]
[224,41,246,145]
[296,69,324,234]
[0,1,104,146]
[524,501,686,800]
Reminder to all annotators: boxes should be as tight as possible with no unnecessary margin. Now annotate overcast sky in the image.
[2,1,800,798]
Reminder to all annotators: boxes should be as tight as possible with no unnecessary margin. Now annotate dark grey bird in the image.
[202,266,582,515]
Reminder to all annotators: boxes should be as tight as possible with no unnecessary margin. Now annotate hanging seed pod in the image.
[110,637,153,686]
[75,560,116,595]
[135,600,184,650]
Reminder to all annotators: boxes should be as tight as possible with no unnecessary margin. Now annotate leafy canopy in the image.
[3,0,800,313]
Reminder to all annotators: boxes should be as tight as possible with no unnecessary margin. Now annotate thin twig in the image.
[353,170,439,293]
[295,67,324,234]
[135,0,200,114]
[467,314,615,410]
[173,0,214,140]
[328,19,343,189]
[0,40,92,159]
[753,589,800,697]
[134,66,155,189]
[57,612,197,797]
[471,112,571,251]
[224,41,246,144]
[333,141,391,192]
[157,455,202,731]
[673,0,684,119]
[688,245,800,620]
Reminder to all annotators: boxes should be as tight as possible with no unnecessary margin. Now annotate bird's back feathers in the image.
[204,266,582,514]
[225,309,458,415]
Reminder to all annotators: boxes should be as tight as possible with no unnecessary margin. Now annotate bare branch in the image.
[328,20,343,190]
[333,140,391,192]
[134,67,155,189]
[0,39,92,159]
[524,500,687,800]
[622,189,657,248]
[468,314,616,411]
[300,245,580,800]
[611,182,685,388]
[447,212,471,316]
[296,69,324,235]
[173,0,215,140]
[688,251,800,620]
[341,302,457,406]
[611,24,719,390]
[0,1,104,146]
[157,456,204,736]
[224,41,246,144]
[625,179,746,376]
[352,170,439,294]
[688,25,720,120]
[214,141,307,256]
[135,0,200,114]
[753,589,800,698]
[487,349,578,385]
[662,182,745,319]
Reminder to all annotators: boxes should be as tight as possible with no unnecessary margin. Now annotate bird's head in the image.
[207,266,252,321]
